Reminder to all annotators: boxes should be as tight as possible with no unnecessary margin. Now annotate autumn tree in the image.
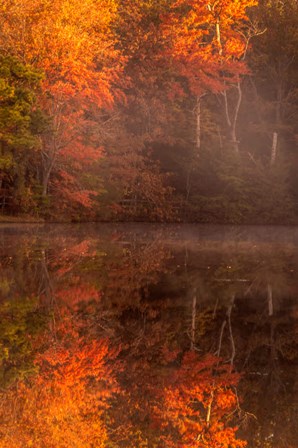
[0,54,47,213]
[0,0,125,214]
[161,0,258,153]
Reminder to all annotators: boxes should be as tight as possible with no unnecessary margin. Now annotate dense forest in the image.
[0,0,297,223]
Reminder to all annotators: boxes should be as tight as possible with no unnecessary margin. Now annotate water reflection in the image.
[0,224,297,447]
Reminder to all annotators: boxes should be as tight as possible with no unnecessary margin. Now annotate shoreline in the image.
[1,217,298,226]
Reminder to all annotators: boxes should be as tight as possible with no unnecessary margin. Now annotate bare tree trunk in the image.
[195,94,206,153]
[213,2,242,153]
[222,82,242,154]
[216,18,222,55]
[195,96,201,152]
[270,133,278,167]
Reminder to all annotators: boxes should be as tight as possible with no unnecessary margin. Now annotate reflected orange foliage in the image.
[0,327,120,447]
[154,351,247,447]
[55,284,100,307]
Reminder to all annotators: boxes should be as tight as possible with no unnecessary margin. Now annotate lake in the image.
[0,223,297,447]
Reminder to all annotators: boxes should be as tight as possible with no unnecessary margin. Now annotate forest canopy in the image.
[0,0,297,223]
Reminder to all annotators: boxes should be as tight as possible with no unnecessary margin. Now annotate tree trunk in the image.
[270,132,278,166]
[41,140,58,197]
[195,96,202,152]
[42,169,51,197]
[223,82,242,154]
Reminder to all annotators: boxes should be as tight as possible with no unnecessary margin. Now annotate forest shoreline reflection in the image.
[0,224,297,447]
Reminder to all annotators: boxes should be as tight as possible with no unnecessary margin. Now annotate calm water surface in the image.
[0,223,297,447]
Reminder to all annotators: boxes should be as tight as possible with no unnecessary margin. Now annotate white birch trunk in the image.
[195,96,201,152]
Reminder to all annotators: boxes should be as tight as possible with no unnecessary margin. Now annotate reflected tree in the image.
[0,307,121,448]
[154,351,246,447]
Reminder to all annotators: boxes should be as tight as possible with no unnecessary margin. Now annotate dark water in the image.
[0,223,297,447]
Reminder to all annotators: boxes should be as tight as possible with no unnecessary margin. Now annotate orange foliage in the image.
[162,0,257,95]
[154,351,247,447]
[51,170,99,211]
[0,0,125,208]
[1,0,123,106]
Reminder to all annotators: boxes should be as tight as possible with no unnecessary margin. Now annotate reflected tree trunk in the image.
[190,288,197,351]
[37,249,57,338]
[216,293,236,367]
[270,132,278,167]
[267,283,273,317]
[37,249,54,306]
[227,293,236,366]
[184,245,198,351]
[216,320,226,358]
